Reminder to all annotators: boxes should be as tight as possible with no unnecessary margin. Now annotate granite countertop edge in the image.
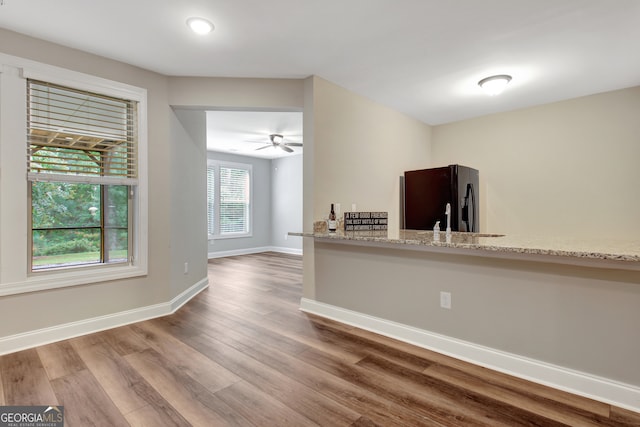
[289,230,640,263]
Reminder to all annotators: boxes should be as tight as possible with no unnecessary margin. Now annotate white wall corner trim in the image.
[299,298,640,413]
[0,278,209,356]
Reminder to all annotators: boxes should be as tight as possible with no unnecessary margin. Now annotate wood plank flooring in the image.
[1,252,639,426]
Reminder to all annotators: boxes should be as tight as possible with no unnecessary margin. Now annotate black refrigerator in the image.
[402,164,479,232]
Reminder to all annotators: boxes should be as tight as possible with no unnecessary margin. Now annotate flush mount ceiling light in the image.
[186,17,214,35]
[478,74,512,96]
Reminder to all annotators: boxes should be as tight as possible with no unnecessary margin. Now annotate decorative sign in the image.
[344,212,388,231]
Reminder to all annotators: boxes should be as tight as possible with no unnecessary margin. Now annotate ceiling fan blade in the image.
[280,145,294,153]
[284,142,303,147]
[255,145,272,151]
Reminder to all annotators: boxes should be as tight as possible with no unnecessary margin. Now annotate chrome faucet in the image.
[445,203,452,235]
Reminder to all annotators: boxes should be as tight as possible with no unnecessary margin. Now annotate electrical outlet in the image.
[351,203,357,211]
[335,203,341,216]
[440,291,451,309]
[284,233,288,241]
[184,262,188,275]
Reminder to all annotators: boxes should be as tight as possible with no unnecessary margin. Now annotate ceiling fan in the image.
[255,134,303,153]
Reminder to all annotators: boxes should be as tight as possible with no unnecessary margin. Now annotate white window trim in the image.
[0,53,148,297]
[207,159,253,240]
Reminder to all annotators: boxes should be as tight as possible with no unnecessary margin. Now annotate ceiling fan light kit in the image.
[253,133,303,154]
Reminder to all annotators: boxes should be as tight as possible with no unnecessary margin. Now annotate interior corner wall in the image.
[170,109,209,296]
[431,86,640,239]
[310,76,432,229]
[0,29,189,340]
[271,155,303,253]
[166,75,306,258]
[302,77,316,299]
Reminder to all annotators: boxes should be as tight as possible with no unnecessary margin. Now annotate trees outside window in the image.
[31,182,129,269]
[27,79,137,271]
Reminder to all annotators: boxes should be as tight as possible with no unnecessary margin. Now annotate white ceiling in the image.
[206,111,303,159]
[1,0,639,128]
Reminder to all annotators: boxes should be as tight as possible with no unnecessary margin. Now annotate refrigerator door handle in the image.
[461,183,476,232]
[469,183,476,232]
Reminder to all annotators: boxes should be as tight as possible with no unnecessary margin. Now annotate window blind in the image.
[27,79,138,185]
[219,166,249,234]
[207,166,216,236]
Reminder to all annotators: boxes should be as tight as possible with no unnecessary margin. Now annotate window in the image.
[0,54,147,295]
[207,160,252,238]
[27,79,137,271]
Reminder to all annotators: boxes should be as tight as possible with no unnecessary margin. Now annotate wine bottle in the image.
[328,203,337,232]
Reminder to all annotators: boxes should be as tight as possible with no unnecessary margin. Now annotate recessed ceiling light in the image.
[187,17,214,35]
[478,74,512,96]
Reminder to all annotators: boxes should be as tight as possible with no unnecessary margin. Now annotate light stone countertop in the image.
[290,228,640,267]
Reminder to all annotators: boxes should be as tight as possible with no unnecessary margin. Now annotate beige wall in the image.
[303,76,431,299]
[303,77,317,298]
[168,76,304,110]
[0,30,308,345]
[309,76,432,229]
[431,87,640,239]
[170,109,209,296]
[314,242,640,388]
[306,81,640,406]
[4,26,639,408]
[303,76,432,299]
[0,29,197,339]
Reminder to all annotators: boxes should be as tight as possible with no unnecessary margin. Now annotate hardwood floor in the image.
[1,252,639,426]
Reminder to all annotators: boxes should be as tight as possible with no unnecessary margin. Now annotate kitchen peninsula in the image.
[293,228,640,268]
[293,228,640,412]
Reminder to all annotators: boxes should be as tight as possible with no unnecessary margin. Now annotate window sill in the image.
[209,233,253,241]
[0,263,147,297]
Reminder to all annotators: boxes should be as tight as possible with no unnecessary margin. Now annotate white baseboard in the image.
[270,246,303,256]
[0,278,209,356]
[300,298,640,413]
[208,246,302,259]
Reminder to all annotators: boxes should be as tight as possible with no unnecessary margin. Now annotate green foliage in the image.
[33,229,99,256]
[31,182,129,265]
[32,250,128,268]
[42,238,96,256]
[31,182,100,228]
